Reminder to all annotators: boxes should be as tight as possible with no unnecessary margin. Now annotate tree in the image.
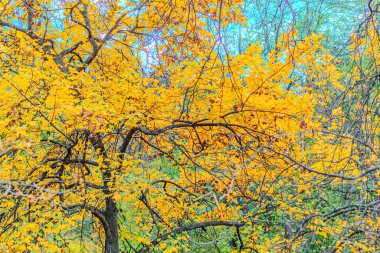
[0,0,379,252]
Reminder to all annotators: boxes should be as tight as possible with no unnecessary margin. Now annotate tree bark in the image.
[104,197,119,253]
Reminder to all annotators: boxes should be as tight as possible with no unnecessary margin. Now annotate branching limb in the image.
[138,221,245,252]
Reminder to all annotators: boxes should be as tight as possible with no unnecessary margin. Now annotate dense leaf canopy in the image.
[0,0,379,252]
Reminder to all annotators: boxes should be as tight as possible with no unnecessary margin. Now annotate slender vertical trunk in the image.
[89,134,120,252]
[105,197,119,253]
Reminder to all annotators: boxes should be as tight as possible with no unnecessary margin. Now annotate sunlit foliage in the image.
[0,1,379,252]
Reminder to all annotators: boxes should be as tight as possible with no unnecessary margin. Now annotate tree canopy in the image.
[0,0,379,252]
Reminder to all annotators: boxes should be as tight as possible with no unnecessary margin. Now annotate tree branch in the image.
[138,221,245,252]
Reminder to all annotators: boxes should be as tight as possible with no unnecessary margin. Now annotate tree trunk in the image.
[105,197,119,253]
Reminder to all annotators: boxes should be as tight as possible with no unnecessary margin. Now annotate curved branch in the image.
[268,146,380,181]
[64,204,111,238]
[138,221,244,252]
[150,179,197,197]
[138,121,242,136]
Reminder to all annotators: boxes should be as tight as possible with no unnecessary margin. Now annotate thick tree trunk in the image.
[105,198,119,253]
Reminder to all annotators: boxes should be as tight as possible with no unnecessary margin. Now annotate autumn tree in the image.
[0,0,379,252]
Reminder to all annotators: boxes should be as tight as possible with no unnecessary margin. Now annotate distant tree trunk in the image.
[104,197,119,253]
